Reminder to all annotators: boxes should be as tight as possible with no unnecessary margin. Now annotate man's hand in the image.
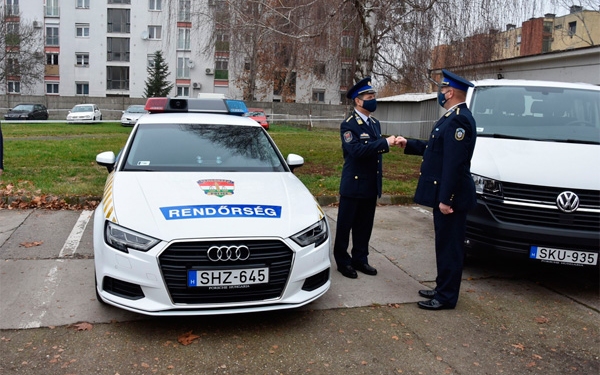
[395,136,407,148]
[386,135,396,146]
[439,202,453,215]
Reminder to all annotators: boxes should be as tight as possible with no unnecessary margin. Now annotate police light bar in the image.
[144,97,248,116]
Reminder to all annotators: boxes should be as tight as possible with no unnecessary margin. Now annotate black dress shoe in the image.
[352,263,377,276]
[337,265,358,279]
[417,299,454,310]
[418,289,435,299]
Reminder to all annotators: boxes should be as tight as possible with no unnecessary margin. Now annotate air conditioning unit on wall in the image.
[192,82,202,89]
[33,21,42,28]
[205,68,214,75]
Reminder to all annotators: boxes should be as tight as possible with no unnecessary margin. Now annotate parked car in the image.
[465,79,599,268]
[3,103,49,121]
[93,97,331,316]
[244,108,269,129]
[120,105,148,126]
[67,104,102,123]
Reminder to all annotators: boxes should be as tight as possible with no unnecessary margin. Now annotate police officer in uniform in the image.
[397,70,477,309]
[334,77,397,279]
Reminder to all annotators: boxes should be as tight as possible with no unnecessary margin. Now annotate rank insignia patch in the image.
[455,128,465,141]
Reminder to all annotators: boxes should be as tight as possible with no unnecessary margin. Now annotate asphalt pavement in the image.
[0,205,598,374]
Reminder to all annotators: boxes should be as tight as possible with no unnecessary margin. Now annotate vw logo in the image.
[207,245,250,262]
[556,191,579,213]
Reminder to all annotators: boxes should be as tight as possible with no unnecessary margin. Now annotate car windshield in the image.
[13,104,34,111]
[73,105,93,112]
[244,111,264,117]
[470,86,600,144]
[126,106,146,113]
[122,124,286,172]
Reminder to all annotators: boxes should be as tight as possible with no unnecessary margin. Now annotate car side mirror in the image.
[96,151,116,173]
[287,153,304,172]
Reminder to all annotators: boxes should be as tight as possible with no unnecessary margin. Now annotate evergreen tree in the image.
[143,50,174,98]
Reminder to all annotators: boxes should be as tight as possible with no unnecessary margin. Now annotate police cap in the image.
[346,76,376,99]
[440,69,474,92]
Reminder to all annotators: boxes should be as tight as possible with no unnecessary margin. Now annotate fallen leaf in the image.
[177,331,199,346]
[535,316,549,324]
[73,322,92,331]
[512,343,525,351]
[20,241,44,248]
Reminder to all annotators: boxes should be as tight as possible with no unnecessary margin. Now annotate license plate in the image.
[187,268,269,287]
[529,246,598,266]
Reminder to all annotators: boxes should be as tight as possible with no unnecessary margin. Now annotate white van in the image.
[465,79,599,267]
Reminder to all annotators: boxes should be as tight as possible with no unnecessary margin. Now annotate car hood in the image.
[103,172,324,241]
[471,137,600,190]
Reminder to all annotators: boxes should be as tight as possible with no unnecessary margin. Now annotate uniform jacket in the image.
[405,103,477,210]
[339,110,390,198]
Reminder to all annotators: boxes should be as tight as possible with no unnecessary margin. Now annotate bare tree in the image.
[0,9,44,93]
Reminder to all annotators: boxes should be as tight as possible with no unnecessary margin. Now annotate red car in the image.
[244,108,269,129]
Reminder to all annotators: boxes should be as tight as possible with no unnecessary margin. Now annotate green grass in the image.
[0,122,420,199]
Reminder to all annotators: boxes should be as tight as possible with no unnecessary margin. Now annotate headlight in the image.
[291,218,328,247]
[104,221,160,253]
[472,174,503,197]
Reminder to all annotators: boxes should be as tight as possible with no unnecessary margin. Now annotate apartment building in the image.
[1,0,352,103]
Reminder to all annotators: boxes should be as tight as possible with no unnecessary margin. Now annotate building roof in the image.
[377,93,437,103]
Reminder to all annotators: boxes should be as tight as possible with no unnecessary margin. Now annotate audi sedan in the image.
[93,97,331,316]
[67,104,102,123]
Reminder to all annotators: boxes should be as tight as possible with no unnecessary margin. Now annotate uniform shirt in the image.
[405,103,477,210]
[339,110,390,199]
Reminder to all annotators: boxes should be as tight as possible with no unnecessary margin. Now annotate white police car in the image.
[93,97,331,315]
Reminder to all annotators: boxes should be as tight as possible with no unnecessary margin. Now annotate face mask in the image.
[362,98,377,112]
[437,90,447,107]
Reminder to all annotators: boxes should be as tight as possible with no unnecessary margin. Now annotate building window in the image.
[178,0,191,22]
[46,53,59,65]
[147,54,155,68]
[341,35,354,57]
[46,26,59,46]
[45,0,59,17]
[177,28,191,50]
[107,9,131,33]
[46,82,59,94]
[313,62,326,77]
[7,56,20,75]
[312,90,325,103]
[5,23,19,46]
[340,66,352,87]
[177,57,191,78]
[215,58,228,80]
[215,30,229,51]
[568,21,577,36]
[149,0,162,11]
[76,0,90,9]
[76,82,89,95]
[148,25,162,40]
[76,24,90,37]
[76,53,89,66]
[8,81,21,94]
[516,34,521,45]
[108,0,131,4]
[107,37,130,62]
[7,0,19,16]
[176,86,190,97]
[107,66,129,90]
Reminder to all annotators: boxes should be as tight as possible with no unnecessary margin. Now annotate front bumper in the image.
[93,211,332,315]
[465,199,600,263]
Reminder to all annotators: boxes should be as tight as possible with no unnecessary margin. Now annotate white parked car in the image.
[465,79,599,268]
[120,104,148,126]
[67,104,102,123]
[93,97,331,315]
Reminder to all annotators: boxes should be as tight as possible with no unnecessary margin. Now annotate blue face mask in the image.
[437,90,448,107]
[361,98,377,112]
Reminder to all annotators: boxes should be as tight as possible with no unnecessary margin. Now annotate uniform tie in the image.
[365,118,371,127]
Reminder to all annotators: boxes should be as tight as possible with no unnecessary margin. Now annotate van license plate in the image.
[529,246,598,266]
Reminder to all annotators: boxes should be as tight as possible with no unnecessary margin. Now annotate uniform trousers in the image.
[333,195,377,267]
[432,208,468,307]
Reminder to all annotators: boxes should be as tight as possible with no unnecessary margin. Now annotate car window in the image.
[14,104,34,111]
[471,86,600,143]
[122,124,286,172]
[127,106,147,113]
[74,105,93,112]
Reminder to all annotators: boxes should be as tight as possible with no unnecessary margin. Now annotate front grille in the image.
[486,182,600,231]
[158,240,293,304]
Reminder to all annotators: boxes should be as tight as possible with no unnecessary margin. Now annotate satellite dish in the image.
[141,30,149,40]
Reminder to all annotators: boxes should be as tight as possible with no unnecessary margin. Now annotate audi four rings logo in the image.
[207,245,250,261]
[556,191,579,213]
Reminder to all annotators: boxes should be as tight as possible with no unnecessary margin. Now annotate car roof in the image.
[137,112,263,127]
[471,79,600,91]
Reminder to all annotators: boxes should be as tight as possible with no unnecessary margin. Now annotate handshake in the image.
[386,135,407,148]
